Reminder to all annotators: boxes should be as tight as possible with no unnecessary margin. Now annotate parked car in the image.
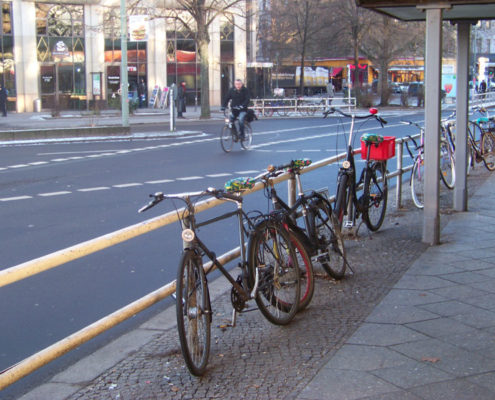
[408,82,424,97]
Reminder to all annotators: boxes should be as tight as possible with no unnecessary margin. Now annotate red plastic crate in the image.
[360,136,396,160]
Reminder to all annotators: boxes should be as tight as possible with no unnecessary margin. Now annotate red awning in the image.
[331,67,343,77]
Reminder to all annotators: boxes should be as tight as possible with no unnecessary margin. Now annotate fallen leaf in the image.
[421,356,440,363]
[171,386,180,392]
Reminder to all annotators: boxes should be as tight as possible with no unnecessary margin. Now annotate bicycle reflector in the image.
[369,108,378,115]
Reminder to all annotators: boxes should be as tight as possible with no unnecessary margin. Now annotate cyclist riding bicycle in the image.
[221,78,250,140]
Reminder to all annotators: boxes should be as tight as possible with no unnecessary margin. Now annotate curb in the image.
[0,126,131,142]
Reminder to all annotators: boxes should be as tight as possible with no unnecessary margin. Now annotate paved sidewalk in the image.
[298,173,495,400]
[15,167,495,400]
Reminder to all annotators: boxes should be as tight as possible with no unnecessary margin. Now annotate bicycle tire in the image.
[333,172,349,229]
[311,196,346,280]
[176,249,211,376]
[220,125,234,153]
[410,155,425,209]
[362,161,388,232]
[481,131,495,171]
[240,123,253,150]
[286,227,314,311]
[247,219,300,325]
[439,140,455,189]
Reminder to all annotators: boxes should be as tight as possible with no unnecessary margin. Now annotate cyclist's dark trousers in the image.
[230,110,247,137]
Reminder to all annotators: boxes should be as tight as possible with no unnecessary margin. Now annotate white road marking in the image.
[0,195,33,201]
[145,179,174,184]
[112,183,143,188]
[77,187,110,192]
[51,158,70,162]
[9,164,29,168]
[38,191,72,197]
[235,170,259,174]
[206,173,232,178]
[176,176,203,181]
[29,161,49,165]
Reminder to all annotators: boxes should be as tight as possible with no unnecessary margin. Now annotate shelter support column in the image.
[454,21,472,211]
[422,6,446,245]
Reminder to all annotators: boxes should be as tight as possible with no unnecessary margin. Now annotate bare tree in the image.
[361,14,424,105]
[270,0,335,95]
[332,0,373,99]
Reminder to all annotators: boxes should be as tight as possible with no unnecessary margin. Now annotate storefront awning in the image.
[331,67,343,77]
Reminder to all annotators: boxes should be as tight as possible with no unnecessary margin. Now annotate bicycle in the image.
[225,174,315,310]
[467,107,495,171]
[246,158,347,281]
[138,186,300,375]
[323,107,391,232]
[221,105,254,152]
[402,120,459,209]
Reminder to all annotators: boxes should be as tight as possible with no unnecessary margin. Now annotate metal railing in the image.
[251,97,356,116]
[0,134,418,390]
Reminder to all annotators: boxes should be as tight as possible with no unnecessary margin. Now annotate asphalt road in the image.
[0,111,428,398]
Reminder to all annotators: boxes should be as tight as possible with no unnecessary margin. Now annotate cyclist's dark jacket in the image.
[222,86,250,110]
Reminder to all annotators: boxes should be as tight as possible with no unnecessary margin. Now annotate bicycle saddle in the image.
[361,133,384,144]
[225,177,256,192]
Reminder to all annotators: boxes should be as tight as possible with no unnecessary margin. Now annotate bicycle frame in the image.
[181,196,259,304]
[263,171,326,257]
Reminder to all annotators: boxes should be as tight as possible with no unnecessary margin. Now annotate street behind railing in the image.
[0,133,419,390]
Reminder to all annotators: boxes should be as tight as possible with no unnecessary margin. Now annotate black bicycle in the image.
[248,159,347,281]
[324,107,391,232]
[221,105,254,152]
[139,186,300,376]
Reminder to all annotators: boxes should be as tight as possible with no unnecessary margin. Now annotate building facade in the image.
[9,0,252,112]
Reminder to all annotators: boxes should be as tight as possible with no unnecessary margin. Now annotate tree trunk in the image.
[198,38,210,119]
[299,57,305,96]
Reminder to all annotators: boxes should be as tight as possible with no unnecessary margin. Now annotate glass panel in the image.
[40,65,55,94]
[37,37,50,62]
[2,3,11,34]
[73,37,84,63]
[48,6,72,37]
[107,65,120,95]
[74,63,85,94]
[221,41,234,62]
[59,63,73,93]
[50,37,72,63]
[167,40,175,62]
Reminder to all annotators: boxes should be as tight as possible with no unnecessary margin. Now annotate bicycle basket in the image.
[225,177,256,192]
[360,136,396,160]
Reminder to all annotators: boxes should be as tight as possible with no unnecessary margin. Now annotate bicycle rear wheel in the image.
[176,249,211,376]
[248,219,300,325]
[362,161,388,232]
[481,131,495,171]
[240,123,253,150]
[220,125,234,153]
[439,141,455,189]
[410,155,425,209]
[311,196,346,280]
[286,228,314,311]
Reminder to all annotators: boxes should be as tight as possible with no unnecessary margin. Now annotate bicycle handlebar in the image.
[323,107,388,126]
[138,188,242,213]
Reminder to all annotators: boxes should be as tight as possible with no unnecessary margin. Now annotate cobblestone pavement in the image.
[65,169,489,400]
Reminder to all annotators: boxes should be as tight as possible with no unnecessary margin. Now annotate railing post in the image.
[288,175,297,208]
[395,140,403,209]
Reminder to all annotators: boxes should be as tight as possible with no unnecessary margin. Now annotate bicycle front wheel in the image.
[240,123,253,150]
[176,249,211,376]
[220,126,233,153]
[248,220,300,325]
[311,197,346,280]
[410,155,425,209]
[439,141,455,189]
[481,131,495,171]
[362,162,388,232]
